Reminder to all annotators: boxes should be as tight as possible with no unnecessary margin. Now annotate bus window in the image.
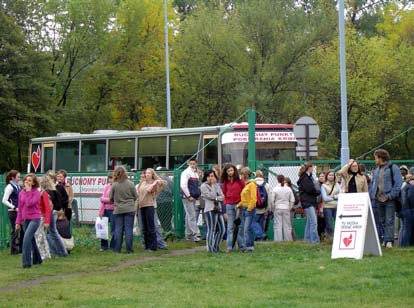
[256,142,296,161]
[56,141,79,172]
[169,135,199,168]
[203,135,218,165]
[43,144,54,172]
[81,140,106,172]
[109,139,135,171]
[222,142,296,166]
[138,137,166,170]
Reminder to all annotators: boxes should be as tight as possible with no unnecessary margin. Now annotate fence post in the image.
[173,169,184,239]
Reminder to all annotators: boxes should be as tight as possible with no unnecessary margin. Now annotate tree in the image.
[0,9,52,172]
[100,0,174,129]
[172,0,336,126]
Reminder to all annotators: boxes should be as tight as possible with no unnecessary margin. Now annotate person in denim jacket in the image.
[369,149,402,248]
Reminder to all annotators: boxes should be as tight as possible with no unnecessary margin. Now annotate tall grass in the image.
[0,237,413,307]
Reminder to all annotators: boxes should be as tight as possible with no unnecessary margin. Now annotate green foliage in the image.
[0,9,52,172]
[1,0,414,170]
[172,0,337,127]
[95,0,173,129]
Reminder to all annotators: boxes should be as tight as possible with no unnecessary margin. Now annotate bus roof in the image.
[30,123,294,143]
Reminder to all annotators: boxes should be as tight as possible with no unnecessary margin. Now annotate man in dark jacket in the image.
[297,162,320,244]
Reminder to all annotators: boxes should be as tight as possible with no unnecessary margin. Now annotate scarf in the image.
[348,171,357,193]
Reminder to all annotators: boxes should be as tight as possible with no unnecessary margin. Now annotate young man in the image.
[369,149,402,248]
[180,158,201,242]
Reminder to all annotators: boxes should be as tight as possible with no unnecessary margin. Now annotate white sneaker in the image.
[386,242,393,248]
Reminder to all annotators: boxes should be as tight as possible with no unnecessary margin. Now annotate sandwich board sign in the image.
[331,192,382,259]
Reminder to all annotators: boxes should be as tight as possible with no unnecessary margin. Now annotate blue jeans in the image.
[225,204,237,251]
[114,212,135,253]
[377,199,396,244]
[398,208,412,247]
[47,211,68,257]
[22,219,42,268]
[101,209,115,250]
[238,207,256,251]
[304,206,320,244]
[204,211,225,253]
[323,208,337,237]
[372,201,383,243]
[253,213,265,240]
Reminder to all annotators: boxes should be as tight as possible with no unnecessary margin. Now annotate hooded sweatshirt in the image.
[16,189,41,224]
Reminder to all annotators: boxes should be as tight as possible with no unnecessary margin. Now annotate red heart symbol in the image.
[32,146,41,172]
[343,234,352,247]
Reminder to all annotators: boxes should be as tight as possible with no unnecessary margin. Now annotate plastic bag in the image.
[95,217,109,240]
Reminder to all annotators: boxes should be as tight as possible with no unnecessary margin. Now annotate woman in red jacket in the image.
[221,163,245,253]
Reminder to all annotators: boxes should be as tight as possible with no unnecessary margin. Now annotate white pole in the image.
[339,0,349,166]
[164,0,171,129]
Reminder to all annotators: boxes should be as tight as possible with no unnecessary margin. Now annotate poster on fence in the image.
[331,192,382,260]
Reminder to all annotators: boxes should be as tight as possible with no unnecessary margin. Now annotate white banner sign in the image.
[331,192,382,259]
[221,131,296,144]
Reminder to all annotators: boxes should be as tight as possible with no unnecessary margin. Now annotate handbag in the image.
[95,217,109,240]
[213,200,221,213]
[60,236,75,251]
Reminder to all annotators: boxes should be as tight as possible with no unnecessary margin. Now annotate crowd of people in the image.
[3,147,414,267]
[181,148,414,253]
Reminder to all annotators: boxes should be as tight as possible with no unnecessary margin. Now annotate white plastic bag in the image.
[95,217,109,240]
[197,212,203,227]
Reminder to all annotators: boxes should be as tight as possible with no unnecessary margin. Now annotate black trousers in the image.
[8,211,24,254]
[140,206,157,251]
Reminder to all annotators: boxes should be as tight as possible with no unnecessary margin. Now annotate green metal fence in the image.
[2,159,414,248]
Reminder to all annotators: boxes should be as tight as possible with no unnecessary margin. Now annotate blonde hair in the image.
[255,170,264,178]
[46,170,57,182]
[39,176,56,191]
[145,168,166,185]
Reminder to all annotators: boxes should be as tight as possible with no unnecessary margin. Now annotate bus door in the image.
[202,134,218,166]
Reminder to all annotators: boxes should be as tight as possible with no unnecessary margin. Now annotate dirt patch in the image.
[0,246,205,293]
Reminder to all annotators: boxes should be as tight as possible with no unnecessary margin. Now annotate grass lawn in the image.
[0,229,413,307]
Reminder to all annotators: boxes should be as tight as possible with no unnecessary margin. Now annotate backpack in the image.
[187,177,201,199]
[256,184,268,209]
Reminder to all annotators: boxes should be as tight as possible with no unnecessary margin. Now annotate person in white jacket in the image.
[180,158,201,242]
[272,174,295,241]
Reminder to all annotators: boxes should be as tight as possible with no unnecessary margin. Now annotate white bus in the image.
[28,123,297,173]
[28,123,297,223]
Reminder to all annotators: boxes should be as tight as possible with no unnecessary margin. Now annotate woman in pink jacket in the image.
[99,173,115,251]
[15,174,42,268]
